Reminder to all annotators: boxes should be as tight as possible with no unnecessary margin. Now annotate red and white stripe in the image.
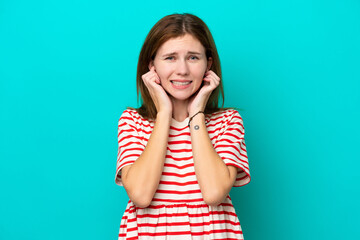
[115,109,250,239]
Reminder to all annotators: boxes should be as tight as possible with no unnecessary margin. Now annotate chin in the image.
[171,95,191,101]
[169,92,193,101]
[166,86,201,102]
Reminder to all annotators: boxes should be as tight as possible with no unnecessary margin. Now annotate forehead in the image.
[157,34,205,54]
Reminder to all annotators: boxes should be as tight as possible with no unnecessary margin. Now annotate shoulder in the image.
[118,108,152,126]
[205,109,245,137]
[206,108,244,124]
[119,108,140,120]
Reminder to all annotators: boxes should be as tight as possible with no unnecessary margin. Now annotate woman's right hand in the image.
[142,66,172,115]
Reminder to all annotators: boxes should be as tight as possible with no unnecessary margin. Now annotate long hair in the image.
[132,13,229,120]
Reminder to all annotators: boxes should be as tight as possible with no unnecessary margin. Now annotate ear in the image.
[148,60,154,71]
[206,57,213,71]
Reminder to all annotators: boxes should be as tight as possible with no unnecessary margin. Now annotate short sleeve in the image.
[214,110,250,187]
[115,110,146,186]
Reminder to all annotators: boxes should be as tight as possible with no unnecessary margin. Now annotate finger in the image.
[143,72,158,83]
[203,75,215,83]
[205,70,214,75]
[142,71,153,81]
[206,70,220,79]
[203,76,211,82]
[203,76,218,89]
[206,70,219,80]
[207,74,220,87]
[147,76,159,87]
[149,73,161,84]
[146,74,159,85]
[203,74,216,85]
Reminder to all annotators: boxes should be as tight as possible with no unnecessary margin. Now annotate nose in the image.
[175,59,189,76]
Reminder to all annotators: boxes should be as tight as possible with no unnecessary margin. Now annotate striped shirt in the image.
[115,109,250,239]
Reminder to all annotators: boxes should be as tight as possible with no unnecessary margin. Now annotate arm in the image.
[121,112,171,208]
[121,65,173,208]
[190,113,238,206]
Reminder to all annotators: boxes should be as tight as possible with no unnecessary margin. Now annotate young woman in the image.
[115,13,250,240]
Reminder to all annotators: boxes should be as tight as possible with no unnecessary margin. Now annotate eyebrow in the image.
[162,51,202,57]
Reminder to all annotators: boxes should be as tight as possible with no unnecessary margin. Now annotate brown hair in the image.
[131,13,230,120]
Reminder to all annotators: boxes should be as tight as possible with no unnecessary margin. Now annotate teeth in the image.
[172,81,191,86]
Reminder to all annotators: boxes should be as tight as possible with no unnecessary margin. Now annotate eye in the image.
[189,55,199,60]
[165,56,175,60]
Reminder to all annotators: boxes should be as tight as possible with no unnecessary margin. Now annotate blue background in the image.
[1,0,359,239]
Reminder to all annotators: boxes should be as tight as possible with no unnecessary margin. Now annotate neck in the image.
[171,98,189,122]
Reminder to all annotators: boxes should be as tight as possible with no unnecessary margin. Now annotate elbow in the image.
[122,176,154,208]
[127,189,154,208]
[132,197,152,208]
[202,189,227,207]
[204,198,224,207]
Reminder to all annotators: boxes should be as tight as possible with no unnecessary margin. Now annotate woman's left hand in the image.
[187,70,221,116]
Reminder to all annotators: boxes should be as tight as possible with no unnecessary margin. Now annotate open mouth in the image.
[170,80,192,86]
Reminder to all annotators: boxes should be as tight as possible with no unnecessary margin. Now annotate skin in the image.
[146,33,222,121]
[121,34,238,207]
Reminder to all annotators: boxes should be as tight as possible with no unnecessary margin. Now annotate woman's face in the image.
[151,34,212,102]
